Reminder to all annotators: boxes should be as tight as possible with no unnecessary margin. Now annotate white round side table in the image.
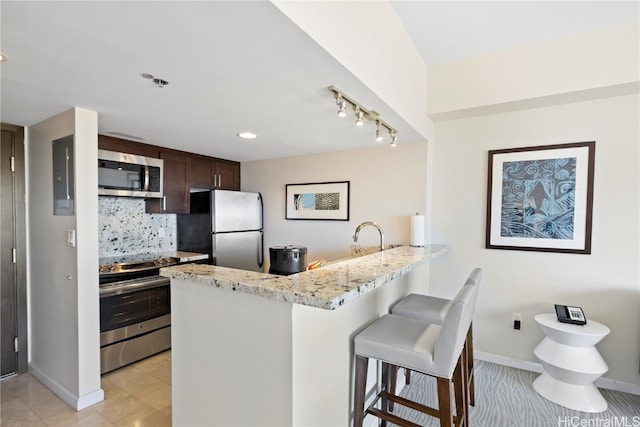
[533,313,610,413]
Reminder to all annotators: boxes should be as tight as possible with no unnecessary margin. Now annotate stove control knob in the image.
[99,265,116,273]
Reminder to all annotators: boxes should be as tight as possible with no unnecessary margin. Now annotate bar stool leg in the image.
[437,377,453,427]
[455,352,468,427]
[385,363,397,413]
[380,362,391,427]
[354,355,368,427]
[467,326,475,407]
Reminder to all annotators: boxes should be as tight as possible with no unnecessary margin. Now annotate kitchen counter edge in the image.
[173,251,209,263]
[160,244,450,310]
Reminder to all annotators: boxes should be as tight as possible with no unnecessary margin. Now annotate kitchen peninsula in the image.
[161,244,449,426]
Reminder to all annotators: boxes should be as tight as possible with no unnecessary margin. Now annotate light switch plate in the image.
[66,229,76,247]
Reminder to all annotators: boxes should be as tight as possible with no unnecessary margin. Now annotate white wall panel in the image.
[430,94,639,389]
[242,142,430,264]
[428,23,640,118]
[27,108,103,409]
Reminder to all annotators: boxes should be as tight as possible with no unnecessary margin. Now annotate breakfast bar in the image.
[161,244,449,426]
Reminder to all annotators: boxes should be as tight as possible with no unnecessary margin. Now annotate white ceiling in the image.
[1,1,637,162]
[392,1,639,65]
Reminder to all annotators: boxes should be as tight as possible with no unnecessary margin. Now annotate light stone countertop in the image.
[99,250,208,265]
[172,251,209,263]
[160,244,450,310]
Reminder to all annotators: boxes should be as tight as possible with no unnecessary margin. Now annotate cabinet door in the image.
[214,160,240,191]
[146,150,190,214]
[190,157,214,190]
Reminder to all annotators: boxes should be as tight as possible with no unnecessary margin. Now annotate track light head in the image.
[335,92,348,117]
[355,109,364,127]
[375,121,383,142]
[390,133,398,147]
[337,99,347,117]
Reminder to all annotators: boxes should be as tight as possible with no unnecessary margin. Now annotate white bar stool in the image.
[390,268,482,406]
[353,281,479,427]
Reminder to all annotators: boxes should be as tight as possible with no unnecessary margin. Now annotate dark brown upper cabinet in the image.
[98,135,159,158]
[191,156,240,191]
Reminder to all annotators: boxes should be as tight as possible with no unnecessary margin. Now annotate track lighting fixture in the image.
[328,85,398,146]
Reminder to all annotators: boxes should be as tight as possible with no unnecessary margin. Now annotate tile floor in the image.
[0,351,171,427]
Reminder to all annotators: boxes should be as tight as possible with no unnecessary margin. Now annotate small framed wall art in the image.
[486,141,595,254]
[285,181,350,221]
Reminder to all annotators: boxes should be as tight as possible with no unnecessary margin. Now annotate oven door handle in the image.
[100,276,169,297]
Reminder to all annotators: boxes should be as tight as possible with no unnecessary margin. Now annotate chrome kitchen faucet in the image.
[353,221,385,252]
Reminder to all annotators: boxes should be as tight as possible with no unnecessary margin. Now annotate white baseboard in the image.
[475,351,544,374]
[76,388,105,411]
[475,351,640,396]
[28,363,104,410]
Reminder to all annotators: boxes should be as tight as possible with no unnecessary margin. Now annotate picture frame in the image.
[486,141,595,254]
[286,181,350,221]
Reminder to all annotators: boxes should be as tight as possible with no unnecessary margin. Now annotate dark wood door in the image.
[147,150,190,214]
[1,124,27,377]
[191,157,240,191]
[190,157,214,189]
[215,160,240,191]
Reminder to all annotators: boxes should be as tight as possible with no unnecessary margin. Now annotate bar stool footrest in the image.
[366,391,464,427]
[367,407,422,427]
[381,391,439,418]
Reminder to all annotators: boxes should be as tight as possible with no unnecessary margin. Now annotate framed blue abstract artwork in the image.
[486,141,595,254]
[286,181,350,220]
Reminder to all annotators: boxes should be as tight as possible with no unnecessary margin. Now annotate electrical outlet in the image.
[513,313,522,330]
[159,227,165,238]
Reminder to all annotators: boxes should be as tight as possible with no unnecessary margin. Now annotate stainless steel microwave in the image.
[98,150,163,198]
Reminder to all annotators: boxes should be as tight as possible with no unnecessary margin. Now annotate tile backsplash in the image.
[99,197,176,257]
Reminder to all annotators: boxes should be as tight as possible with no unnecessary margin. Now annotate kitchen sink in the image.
[350,244,403,257]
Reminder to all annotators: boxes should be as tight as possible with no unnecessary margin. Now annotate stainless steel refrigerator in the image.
[177,190,264,272]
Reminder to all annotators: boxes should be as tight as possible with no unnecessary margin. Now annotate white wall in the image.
[27,108,103,409]
[427,23,640,118]
[430,94,640,391]
[241,142,431,264]
[171,278,294,426]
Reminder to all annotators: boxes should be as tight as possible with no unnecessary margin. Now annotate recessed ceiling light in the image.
[237,132,257,139]
[0,52,7,62]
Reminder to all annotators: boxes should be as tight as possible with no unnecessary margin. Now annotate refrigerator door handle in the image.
[257,231,264,269]
[258,193,264,269]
